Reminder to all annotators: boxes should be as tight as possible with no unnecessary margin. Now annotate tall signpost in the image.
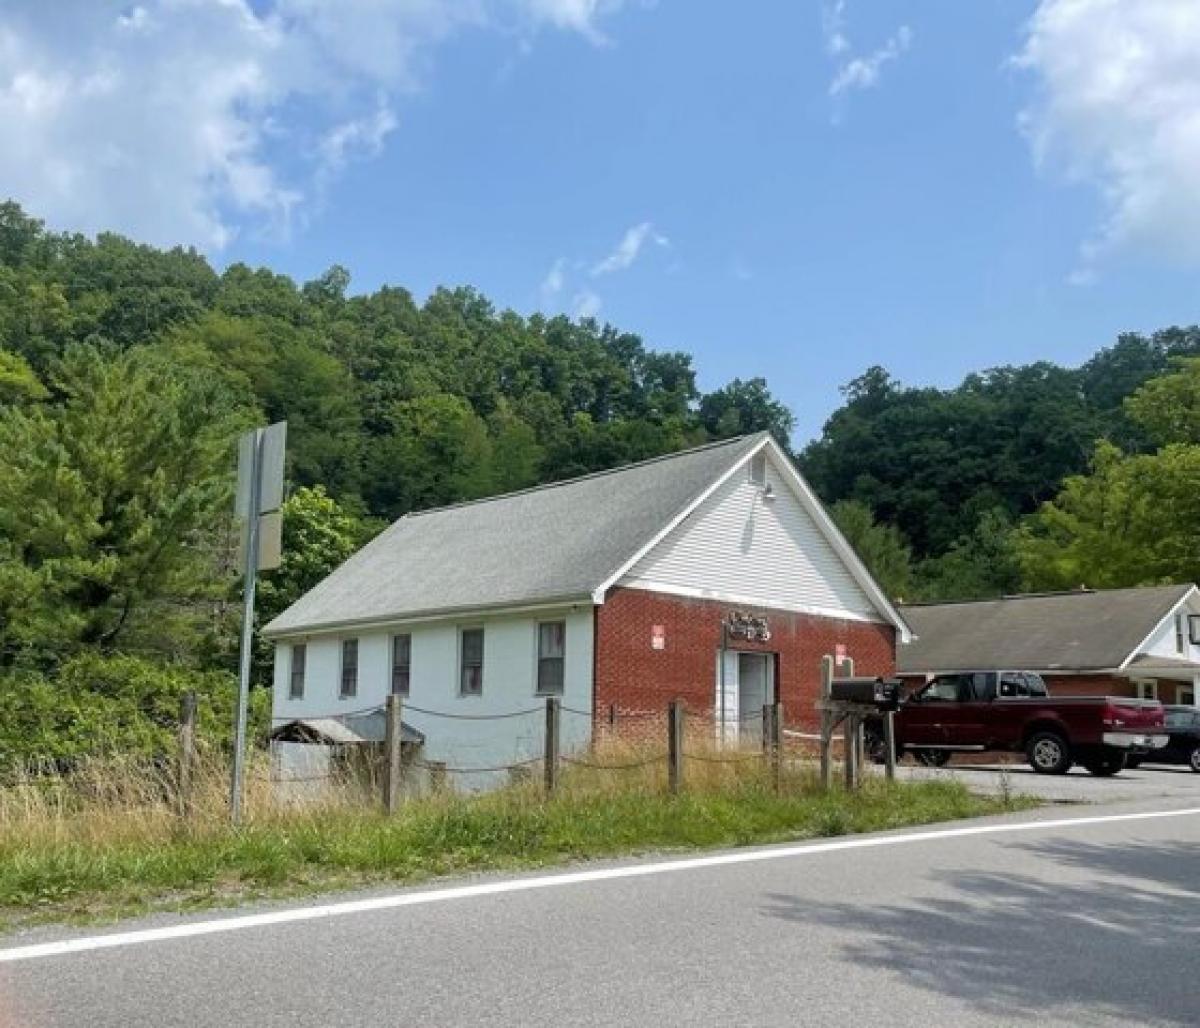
[231,422,286,825]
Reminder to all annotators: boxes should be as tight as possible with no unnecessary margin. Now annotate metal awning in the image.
[271,709,424,746]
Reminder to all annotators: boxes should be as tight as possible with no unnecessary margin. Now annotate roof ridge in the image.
[899,583,1193,609]
[404,432,767,518]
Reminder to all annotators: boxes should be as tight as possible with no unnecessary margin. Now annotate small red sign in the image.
[651,624,666,650]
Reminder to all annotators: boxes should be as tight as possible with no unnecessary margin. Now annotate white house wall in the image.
[272,607,594,789]
[621,454,882,621]
[1139,592,1200,663]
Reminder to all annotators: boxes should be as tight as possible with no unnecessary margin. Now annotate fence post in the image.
[544,696,560,796]
[178,690,197,820]
[843,714,859,790]
[819,655,834,789]
[771,701,783,793]
[883,710,897,782]
[667,699,684,795]
[384,693,403,814]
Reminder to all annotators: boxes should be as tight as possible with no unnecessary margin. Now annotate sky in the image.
[2,0,1200,444]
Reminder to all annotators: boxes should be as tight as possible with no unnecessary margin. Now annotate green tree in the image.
[915,509,1023,601]
[699,377,795,446]
[1016,442,1200,590]
[1124,357,1200,446]
[828,500,914,600]
[0,344,245,666]
[0,349,47,404]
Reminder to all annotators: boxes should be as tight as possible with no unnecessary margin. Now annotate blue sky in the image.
[3,1,1199,443]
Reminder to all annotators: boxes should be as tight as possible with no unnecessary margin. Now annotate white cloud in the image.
[571,288,602,319]
[539,257,566,303]
[822,1,849,56]
[0,0,630,250]
[590,220,669,276]
[829,24,912,97]
[1016,0,1200,275]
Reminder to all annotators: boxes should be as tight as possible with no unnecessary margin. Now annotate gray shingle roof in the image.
[897,584,1195,673]
[265,433,768,636]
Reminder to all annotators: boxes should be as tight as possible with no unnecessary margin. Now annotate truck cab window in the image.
[922,676,962,702]
[998,673,1026,698]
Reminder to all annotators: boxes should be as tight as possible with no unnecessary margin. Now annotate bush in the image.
[0,653,269,771]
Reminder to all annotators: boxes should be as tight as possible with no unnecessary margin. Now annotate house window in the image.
[1135,679,1158,701]
[1179,687,1196,706]
[460,628,484,696]
[749,454,767,486]
[340,639,358,698]
[289,644,306,700]
[1176,614,1185,654]
[537,621,566,695]
[391,634,411,696]
[1189,615,1200,646]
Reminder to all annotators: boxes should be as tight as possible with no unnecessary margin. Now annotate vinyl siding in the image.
[620,455,881,621]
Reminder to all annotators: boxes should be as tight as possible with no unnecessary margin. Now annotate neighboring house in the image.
[898,585,1200,706]
[264,432,911,780]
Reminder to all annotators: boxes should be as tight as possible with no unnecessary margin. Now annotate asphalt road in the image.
[2,800,1198,1028]
[896,760,1200,804]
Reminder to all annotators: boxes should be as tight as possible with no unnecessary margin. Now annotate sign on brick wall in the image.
[651,624,665,650]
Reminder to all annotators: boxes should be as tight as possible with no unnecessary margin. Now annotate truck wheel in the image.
[1083,753,1126,777]
[1190,745,1200,773]
[1026,731,1072,775]
[915,750,951,768]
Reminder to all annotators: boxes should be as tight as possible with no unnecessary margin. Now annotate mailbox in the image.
[829,676,903,711]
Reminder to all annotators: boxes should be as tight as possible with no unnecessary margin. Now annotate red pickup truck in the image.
[870,671,1168,776]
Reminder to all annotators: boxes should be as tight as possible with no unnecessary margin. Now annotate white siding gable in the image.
[620,453,883,621]
[1137,591,1200,663]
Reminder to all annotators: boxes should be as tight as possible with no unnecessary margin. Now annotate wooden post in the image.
[544,696,560,796]
[177,690,197,820]
[769,701,783,793]
[667,699,684,795]
[819,655,834,789]
[384,693,403,814]
[843,713,858,790]
[883,710,897,782]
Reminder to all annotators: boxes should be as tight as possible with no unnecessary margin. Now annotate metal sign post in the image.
[231,421,286,825]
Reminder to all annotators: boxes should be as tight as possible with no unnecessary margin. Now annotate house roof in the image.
[265,433,770,636]
[897,584,1196,674]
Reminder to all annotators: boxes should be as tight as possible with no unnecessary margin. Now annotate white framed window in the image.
[536,621,566,695]
[391,634,411,696]
[1134,679,1158,701]
[1176,614,1186,654]
[289,643,306,700]
[460,628,484,696]
[340,638,358,698]
[1179,687,1196,706]
[1188,614,1200,646]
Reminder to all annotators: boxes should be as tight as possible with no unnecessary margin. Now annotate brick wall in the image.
[593,587,896,734]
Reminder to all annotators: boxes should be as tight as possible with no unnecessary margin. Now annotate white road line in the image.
[2,805,1197,965]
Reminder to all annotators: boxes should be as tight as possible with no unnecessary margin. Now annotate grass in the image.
[0,744,1037,932]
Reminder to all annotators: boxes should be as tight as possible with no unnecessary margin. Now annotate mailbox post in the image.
[818,672,903,790]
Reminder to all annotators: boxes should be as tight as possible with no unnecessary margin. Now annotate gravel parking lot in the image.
[895,760,1200,804]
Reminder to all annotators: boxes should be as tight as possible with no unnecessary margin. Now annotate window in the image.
[1189,615,1200,646]
[1135,679,1158,701]
[922,676,962,702]
[537,621,566,695]
[1178,686,1196,707]
[460,628,484,696]
[340,638,358,698]
[391,634,411,696]
[998,673,1031,698]
[1176,614,1186,654]
[1022,673,1049,698]
[749,454,767,486]
[289,644,306,700]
